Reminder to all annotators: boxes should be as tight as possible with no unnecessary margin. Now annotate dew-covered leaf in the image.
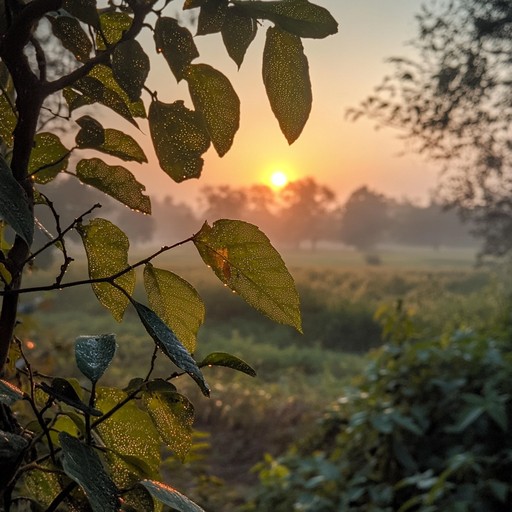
[196,0,227,35]
[77,218,135,322]
[76,158,151,213]
[0,263,11,285]
[233,0,338,39]
[97,12,132,50]
[24,463,64,509]
[141,480,205,512]
[39,377,102,416]
[154,17,199,82]
[63,0,100,28]
[144,264,204,354]
[221,6,257,68]
[112,39,150,101]
[143,390,194,461]
[29,132,70,184]
[75,334,117,384]
[193,219,302,331]
[0,430,28,465]
[60,432,119,512]
[199,352,256,377]
[76,115,105,147]
[49,15,92,62]
[185,63,240,157]
[148,99,210,183]
[0,155,33,245]
[0,88,16,145]
[0,379,24,405]
[263,26,311,144]
[133,301,210,397]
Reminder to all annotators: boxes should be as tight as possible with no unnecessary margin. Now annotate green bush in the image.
[248,329,512,511]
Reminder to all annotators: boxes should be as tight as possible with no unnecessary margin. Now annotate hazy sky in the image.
[101,0,438,206]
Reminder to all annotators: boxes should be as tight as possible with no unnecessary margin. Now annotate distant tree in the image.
[339,186,390,253]
[348,0,512,258]
[245,184,279,237]
[200,185,248,221]
[278,177,337,249]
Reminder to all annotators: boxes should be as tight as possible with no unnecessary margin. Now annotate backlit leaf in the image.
[0,379,24,405]
[154,17,199,82]
[263,26,312,144]
[221,6,257,68]
[29,132,70,184]
[0,155,33,245]
[233,0,338,39]
[112,40,149,101]
[141,480,205,512]
[197,0,227,35]
[60,432,119,512]
[143,390,194,461]
[75,334,117,383]
[77,218,135,322]
[199,352,256,377]
[63,0,100,28]
[148,100,210,183]
[97,12,132,50]
[144,264,205,353]
[24,463,63,509]
[76,115,105,147]
[133,301,210,397]
[76,158,151,213]
[49,15,92,62]
[0,89,16,145]
[185,63,240,157]
[193,219,302,331]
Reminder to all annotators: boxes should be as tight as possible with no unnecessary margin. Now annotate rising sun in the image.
[270,170,289,189]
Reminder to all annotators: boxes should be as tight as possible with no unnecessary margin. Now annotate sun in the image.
[270,170,289,189]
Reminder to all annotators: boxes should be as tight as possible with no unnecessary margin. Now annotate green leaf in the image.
[197,0,228,35]
[77,218,135,322]
[76,115,105,147]
[221,6,257,68]
[0,429,28,463]
[112,39,150,101]
[97,12,132,50]
[143,390,194,461]
[0,379,24,405]
[144,264,205,353]
[39,377,102,416]
[141,480,205,512]
[154,17,199,82]
[446,406,484,433]
[59,432,119,512]
[49,15,92,62]
[76,158,151,213]
[233,0,338,39]
[185,63,240,157]
[0,155,33,245]
[63,0,100,28]
[29,132,70,184]
[24,463,63,508]
[199,352,256,377]
[148,99,210,183]
[0,89,16,145]
[263,26,312,144]
[75,334,117,383]
[193,219,302,332]
[133,301,210,397]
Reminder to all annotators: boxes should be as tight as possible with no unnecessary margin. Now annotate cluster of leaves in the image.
[249,320,512,511]
[0,0,337,509]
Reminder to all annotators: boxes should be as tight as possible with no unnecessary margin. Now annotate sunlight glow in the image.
[270,170,289,189]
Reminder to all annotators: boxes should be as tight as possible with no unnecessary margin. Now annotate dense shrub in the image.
[248,329,512,511]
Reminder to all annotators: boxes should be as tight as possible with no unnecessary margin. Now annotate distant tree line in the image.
[32,176,477,267]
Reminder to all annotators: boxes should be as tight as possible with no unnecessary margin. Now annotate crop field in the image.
[17,244,510,509]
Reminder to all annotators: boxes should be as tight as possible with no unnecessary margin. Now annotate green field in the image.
[17,244,509,509]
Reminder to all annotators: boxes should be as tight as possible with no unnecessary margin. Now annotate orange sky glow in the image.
[75,1,437,208]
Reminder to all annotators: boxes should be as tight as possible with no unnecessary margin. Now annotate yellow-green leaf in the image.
[233,0,338,39]
[197,0,227,35]
[185,63,240,157]
[263,26,311,144]
[193,219,302,331]
[148,99,210,183]
[144,264,205,353]
[49,15,92,62]
[76,158,151,213]
[76,115,105,147]
[29,132,70,184]
[97,12,132,50]
[112,39,150,101]
[142,390,194,462]
[77,218,135,321]
[221,6,257,68]
[0,90,16,146]
[154,17,199,82]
